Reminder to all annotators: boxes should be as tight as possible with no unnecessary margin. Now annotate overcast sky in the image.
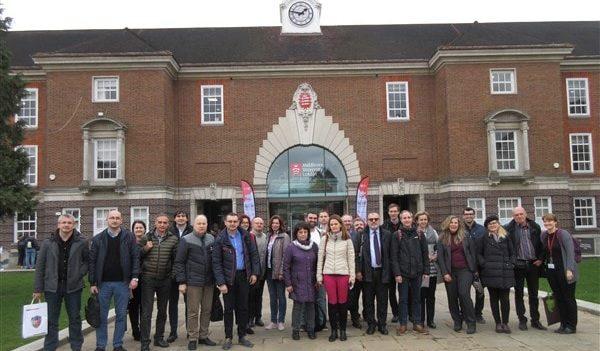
[3,0,599,31]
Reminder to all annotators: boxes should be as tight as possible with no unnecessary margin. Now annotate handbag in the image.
[542,293,561,326]
[472,276,484,294]
[85,294,101,328]
[22,298,48,339]
[210,287,224,322]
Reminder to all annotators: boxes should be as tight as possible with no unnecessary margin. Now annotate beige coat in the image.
[317,232,356,283]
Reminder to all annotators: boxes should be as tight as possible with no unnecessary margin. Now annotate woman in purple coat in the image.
[283,221,319,341]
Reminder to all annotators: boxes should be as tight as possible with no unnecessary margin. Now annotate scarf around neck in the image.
[292,239,314,251]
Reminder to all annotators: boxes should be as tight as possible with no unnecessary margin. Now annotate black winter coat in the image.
[174,232,215,287]
[358,228,393,283]
[391,226,430,279]
[212,228,260,286]
[476,233,516,289]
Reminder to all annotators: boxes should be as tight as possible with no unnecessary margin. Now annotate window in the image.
[573,197,596,228]
[570,133,593,174]
[498,197,521,225]
[494,131,517,171]
[18,145,38,186]
[14,212,37,243]
[94,207,117,236]
[94,139,118,180]
[534,197,552,226]
[16,88,38,128]
[93,77,119,102]
[566,78,590,116]
[130,206,150,229]
[201,85,223,125]
[490,69,516,94]
[62,208,81,231]
[386,82,409,120]
[467,198,486,223]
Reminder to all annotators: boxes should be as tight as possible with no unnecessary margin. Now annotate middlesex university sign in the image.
[290,162,324,178]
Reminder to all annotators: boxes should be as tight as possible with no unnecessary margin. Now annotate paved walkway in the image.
[60,287,599,351]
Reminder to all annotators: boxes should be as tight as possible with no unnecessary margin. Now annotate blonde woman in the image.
[436,216,477,334]
[476,215,515,334]
[317,214,355,342]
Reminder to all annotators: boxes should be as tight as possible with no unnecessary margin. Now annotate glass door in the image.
[268,200,345,231]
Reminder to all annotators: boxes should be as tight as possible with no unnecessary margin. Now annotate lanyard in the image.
[547,230,558,255]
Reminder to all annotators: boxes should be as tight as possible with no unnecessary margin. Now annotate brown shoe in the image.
[413,324,429,334]
[396,325,407,335]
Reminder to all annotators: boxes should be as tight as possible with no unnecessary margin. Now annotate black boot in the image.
[327,304,338,342]
[328,329,338,342]
[338,303,348,341]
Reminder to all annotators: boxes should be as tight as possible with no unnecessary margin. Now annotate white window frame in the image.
[93,207,118,236]
[569,133,594,174]
[490,69,517,94]
[497,197,522,225]
[573,197,597,229]
[201,85,224,125]
[15,88,38,128]
[130,206,150,229]
[62,208,81,231]
[92,76,119,102]
[534,197,553,226]
[467,198,486,224]
[494,130,519,172]
[17,145,38,186]
[566,78,590,117]
[14,212,37,243]
[385,81,410,121]
[93,139,119,181]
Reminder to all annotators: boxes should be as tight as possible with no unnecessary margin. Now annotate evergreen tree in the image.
[0,7,37,219]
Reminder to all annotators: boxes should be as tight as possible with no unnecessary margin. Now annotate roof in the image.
[5,21,600,68]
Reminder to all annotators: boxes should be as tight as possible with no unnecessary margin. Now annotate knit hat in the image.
[484,214,500,227]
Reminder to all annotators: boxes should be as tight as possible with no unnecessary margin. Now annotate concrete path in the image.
[59,287,599,351]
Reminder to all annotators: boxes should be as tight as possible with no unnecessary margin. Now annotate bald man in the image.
[504,206,546,331]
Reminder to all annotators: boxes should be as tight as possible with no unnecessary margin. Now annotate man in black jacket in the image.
[33,214,89,351]
[212,213,260,350]
[391,210,429,335]
[139,213,180,350]
[382,203,401,323]
[344,214,363,329]
[89,209,140,351]
[358,213,392,335]
[505,206,547,331]
[167,210,194,343]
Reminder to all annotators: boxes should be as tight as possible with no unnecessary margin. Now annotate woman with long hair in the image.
[264,215,291,331]
[316,214,355,342]
[129,220,147,341]
[437,215,478,334]
[283,221,319,340]
[477,214,515,334]
[540,213,578,334]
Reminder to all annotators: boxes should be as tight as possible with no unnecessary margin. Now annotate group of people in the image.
[31,204,579,351]
[17,231,39,269]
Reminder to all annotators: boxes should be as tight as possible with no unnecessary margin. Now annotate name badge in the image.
[547,263,555,269]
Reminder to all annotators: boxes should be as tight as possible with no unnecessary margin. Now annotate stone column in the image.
[82,130,90,182]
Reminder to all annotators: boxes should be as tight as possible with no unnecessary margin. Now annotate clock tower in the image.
[280,0,322,35]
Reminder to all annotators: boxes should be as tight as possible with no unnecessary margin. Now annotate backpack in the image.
[559,229,582,263]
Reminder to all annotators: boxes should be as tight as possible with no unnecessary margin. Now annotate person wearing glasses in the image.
[357,213,392,335]
[477,215,515,334]
[462,207,487,324]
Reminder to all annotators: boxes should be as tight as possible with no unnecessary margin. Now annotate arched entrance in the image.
[267,145,347,228]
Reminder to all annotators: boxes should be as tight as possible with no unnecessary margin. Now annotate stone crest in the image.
[289,83,321,131]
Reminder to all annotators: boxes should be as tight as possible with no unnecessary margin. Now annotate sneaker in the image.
[277,322,285,331]
[265,322,277,330]
[198,338,217,346]
[222,338,232,350]
[188,341,197,350]
[238,337,254,348]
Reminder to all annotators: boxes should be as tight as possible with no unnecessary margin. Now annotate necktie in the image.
[373,230,381,266]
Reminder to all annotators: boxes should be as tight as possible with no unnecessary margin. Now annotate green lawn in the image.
[0,272,91,351]
[537,257,600,304]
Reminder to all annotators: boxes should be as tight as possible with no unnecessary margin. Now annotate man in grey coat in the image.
[33,214,89,351]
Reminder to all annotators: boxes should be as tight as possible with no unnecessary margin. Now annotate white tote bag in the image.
[22,298,48,339]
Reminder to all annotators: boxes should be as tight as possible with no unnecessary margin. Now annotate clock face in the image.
[288,1,314,27]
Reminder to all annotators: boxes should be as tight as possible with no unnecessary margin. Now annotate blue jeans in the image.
[45,284,83,351]
[96,281,130,349]
[25,248,37,269]
[399,276,422,325]
[266,274,286,323]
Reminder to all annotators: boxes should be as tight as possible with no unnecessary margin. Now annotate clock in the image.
[288,1,314,27]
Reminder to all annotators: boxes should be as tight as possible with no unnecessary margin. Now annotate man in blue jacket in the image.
[89,209,140,351]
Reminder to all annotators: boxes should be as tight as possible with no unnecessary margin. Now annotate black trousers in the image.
[388,282,399,318]
[223,270,250,339]
[547,269,577,329]
[445,269,475,325]
[420,275,437,325]
[140,277,170,345]
[128,281,142,337]
[349,280,363,321]
[168,278,188,336]
[488,287,510,324]
[362,269,389,327]
[248,278,266,323]
[514,262,541,323]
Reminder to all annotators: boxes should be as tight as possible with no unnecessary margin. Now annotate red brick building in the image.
[4,20,599,254]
